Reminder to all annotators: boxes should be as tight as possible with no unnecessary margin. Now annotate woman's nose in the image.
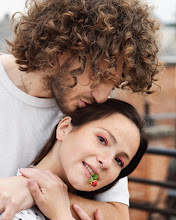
[97,154,114,170]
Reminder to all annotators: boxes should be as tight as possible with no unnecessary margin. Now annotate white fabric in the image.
[13,207,46,220]
[94,177,129,206]
[0,57,129,206]
[0,206,46,220]
[0,59,62,177]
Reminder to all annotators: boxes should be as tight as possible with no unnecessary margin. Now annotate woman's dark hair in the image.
[31,98,148,195]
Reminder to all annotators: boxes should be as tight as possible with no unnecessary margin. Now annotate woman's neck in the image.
[34,143,75,193]
[35,144,63,176]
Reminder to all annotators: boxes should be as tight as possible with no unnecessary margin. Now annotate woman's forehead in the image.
[78,113,136,130]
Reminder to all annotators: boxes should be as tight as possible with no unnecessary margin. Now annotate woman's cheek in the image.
[103,172,119,185]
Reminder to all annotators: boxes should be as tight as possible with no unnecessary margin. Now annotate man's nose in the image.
[92,83,114,104]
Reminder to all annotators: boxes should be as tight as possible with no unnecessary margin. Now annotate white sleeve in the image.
[93,177,129,206]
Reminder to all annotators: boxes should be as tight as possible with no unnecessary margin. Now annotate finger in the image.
[1,207,16,220]
[0,207,4,215]
[19,168,49,184]
[44,170,61,182]
[94,209,104,220]
[20,168,58,183]
[72,204,91,220]
[19,168,38,178]
[27,178,45,205]
[0,198,5,214]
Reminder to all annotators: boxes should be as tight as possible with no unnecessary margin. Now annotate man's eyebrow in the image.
[98,128,117,144]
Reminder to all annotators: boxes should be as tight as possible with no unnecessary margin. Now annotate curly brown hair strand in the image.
[7,0,163,93]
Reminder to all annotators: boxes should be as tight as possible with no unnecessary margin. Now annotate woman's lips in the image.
[82,162,91,178]
[82,161,99,179]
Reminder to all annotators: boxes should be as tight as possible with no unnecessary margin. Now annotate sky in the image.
[0,0,176,23]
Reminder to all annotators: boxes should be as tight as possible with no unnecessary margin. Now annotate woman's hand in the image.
[0,176,34,220]
[20,168,104,220]
[20,168,73,220]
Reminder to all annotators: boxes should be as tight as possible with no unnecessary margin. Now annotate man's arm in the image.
[19,168,130,220]
[0,176,104,220]
[0,169,129,220]
[0,176,34,220]
[69,193,130,220]
[20,168,130,220]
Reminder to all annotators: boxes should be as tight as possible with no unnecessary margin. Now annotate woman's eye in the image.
[97,135,107,146]
[115,157,124,167]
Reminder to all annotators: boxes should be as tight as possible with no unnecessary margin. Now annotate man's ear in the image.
[56,116,72,141]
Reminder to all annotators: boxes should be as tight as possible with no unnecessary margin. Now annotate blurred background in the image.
[111,1,176,220]
[0,0,176,219]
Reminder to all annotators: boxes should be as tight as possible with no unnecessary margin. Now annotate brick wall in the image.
[111,65,176,116]
[111,65,176,220]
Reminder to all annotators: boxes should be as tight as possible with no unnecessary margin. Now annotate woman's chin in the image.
[73,183,102,192]
[68,177,102,191]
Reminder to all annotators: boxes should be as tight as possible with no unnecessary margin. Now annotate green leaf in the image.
[91,174,98,180]
[89,176,93,182]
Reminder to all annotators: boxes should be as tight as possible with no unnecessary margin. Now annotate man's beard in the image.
[49,73,74,115]
[48,57,94,115]
[48,59,78,115]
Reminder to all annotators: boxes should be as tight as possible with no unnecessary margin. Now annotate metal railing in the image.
[129,147,176,218]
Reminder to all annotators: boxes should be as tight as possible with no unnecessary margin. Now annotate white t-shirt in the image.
[0,57,129,206]
[10,207,46,220]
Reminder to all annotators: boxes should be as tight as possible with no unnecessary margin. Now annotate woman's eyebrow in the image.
[118,152,130,161]
[98,128,131,161]
[98,128,117,144]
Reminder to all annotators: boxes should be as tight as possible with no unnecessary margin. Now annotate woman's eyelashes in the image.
[115,157,124,167]
[97,135,108,146]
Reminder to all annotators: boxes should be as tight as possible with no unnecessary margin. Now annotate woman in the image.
[11,99,148,220]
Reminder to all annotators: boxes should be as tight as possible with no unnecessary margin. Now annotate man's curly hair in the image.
[7,0,163,93]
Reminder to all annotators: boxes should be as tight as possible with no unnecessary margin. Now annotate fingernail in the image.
[73,204,79,209]
[19,168,25,173]
[97,209,102,215]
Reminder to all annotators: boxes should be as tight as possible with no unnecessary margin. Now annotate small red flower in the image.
[91,181,97,187]
[89,174,98,187]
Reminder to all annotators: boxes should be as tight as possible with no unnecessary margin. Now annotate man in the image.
[0,0,162,219]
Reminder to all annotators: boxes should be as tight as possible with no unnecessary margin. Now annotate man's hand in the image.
[0,176,34,220]
[69,192,129,220]
[72,204,104,220]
